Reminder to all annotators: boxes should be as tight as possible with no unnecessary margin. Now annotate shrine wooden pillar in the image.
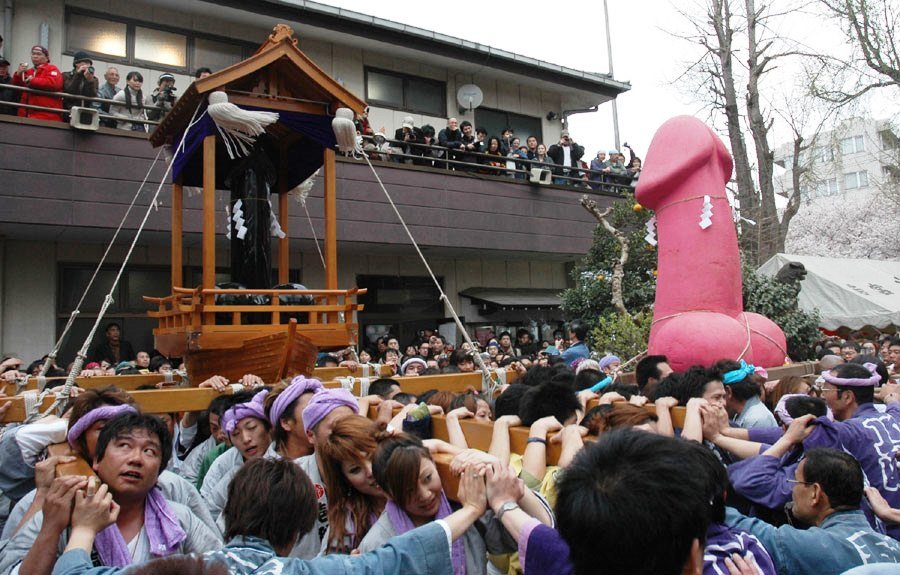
[171,178,183,288]
[324,148,338,322]
[202,135,216,324]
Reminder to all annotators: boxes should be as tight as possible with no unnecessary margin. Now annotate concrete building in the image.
[773,117,899,204]
[0,0,630,363]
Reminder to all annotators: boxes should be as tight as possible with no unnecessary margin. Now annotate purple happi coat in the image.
[704,522,777,575]
[730,403,900,540]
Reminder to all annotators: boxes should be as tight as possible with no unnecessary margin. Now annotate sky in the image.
[313,0,895,163]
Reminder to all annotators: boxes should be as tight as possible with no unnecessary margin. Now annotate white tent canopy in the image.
[758,253,900,331]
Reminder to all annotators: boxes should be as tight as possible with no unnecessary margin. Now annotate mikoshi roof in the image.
[149,24,365,148]
[758,253,900,330]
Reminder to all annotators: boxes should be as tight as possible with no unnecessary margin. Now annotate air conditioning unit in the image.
[69,106,100,131]
[529,167,552,185]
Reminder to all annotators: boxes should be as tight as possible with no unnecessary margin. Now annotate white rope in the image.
[358,152,501,397]
[302,199,327,269]
[45,102,205,417]
[38,147,166,378]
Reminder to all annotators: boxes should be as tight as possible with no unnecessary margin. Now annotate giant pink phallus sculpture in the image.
[635,116,787,371]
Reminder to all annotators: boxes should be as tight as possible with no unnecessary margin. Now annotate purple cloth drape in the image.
[170,105,337,190]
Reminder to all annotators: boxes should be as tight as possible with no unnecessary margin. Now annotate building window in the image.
[475,108,543,144]
[194,38,245,73]
[816,178,838,197]
[840,135,865,155]
[880,129,899,150]
[65,8,254,74]
[66,13,127,59]
[135,26,187,68]
[844,170,869,190]
[814,146,834,163]
[365,68,446,117]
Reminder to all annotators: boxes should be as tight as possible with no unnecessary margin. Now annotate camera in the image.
[160,86,177,103]
[87,66,95,75]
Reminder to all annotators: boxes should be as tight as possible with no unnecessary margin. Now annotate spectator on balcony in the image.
[603,150,630,188]
[0,57,14,115]
[504,136,523,178]
[149,72,177,121]
[589,150,609,189]
[459,120,478,170]
[628,156,643,180]
[525,135,539,160]
[355,106,373,138]
[12,45,64,121]
[500,127,515,155]
[111,71,152,132]
[533,143,554,171]
[393,115,425,163]
[195,67,212,79]
[475,126,488,153]
[62,51,98,110]
[438,117,464,168]
[96,67,120,127]
[547,130,585,186]
[416,124,441,167]
[480,136,506,175]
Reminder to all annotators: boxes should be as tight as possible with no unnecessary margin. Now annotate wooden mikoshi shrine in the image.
[145,24,368,384]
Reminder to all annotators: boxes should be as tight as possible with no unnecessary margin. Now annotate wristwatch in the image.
[496,501,520,521]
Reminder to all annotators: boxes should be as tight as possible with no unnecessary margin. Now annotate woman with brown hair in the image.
[357,433,553,574]
[582,402,660,435]
[764,375,811,409]
[317,415,388,554]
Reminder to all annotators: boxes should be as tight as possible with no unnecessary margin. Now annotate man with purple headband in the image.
[202,385,358,556]
[1,413,221,575]
[725,362,900,540]
[265,376,324,461]
[1,388,216,545]
[199,390,271,521]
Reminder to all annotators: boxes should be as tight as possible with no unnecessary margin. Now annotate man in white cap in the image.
[149,72,177,120]
[393,115,424,163]
[547,129,585,185]
[400,356,427,376]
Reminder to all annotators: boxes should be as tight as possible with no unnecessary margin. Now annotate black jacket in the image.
[547,142,585,169]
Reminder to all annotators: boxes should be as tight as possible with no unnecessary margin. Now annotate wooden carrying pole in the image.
[202,135,216,324]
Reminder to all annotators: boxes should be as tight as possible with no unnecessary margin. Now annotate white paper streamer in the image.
[644,216,658,246]
[700,195,713,229]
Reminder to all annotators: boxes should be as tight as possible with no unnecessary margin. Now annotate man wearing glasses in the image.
[726,448,900,574]
[723,362,900,541]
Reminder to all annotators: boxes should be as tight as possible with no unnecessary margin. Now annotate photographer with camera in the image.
[148,72,177,121]
[62,51,98,110]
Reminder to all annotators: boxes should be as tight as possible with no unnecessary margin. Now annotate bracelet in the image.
[527,437,547,445]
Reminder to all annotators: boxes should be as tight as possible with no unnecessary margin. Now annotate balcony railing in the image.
[0,86,637,194]
[1,83,163,127]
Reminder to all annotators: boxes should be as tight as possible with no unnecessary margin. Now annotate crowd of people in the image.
[0,43,212,132]
[355,109,642,190]
[0,41,638,191]
[0,321,899,575]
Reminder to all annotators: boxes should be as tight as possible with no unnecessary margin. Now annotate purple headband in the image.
[67,404,138,447]
[774,393,834,425]
[268,376,323,427]
[599,355,621,369]
[301,388,358,433]
[222,389,269,436]
[821,363,880,388]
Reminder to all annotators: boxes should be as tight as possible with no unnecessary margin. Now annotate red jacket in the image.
[12,63,64,121]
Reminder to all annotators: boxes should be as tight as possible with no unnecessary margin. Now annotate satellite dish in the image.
[456,84,484,112]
